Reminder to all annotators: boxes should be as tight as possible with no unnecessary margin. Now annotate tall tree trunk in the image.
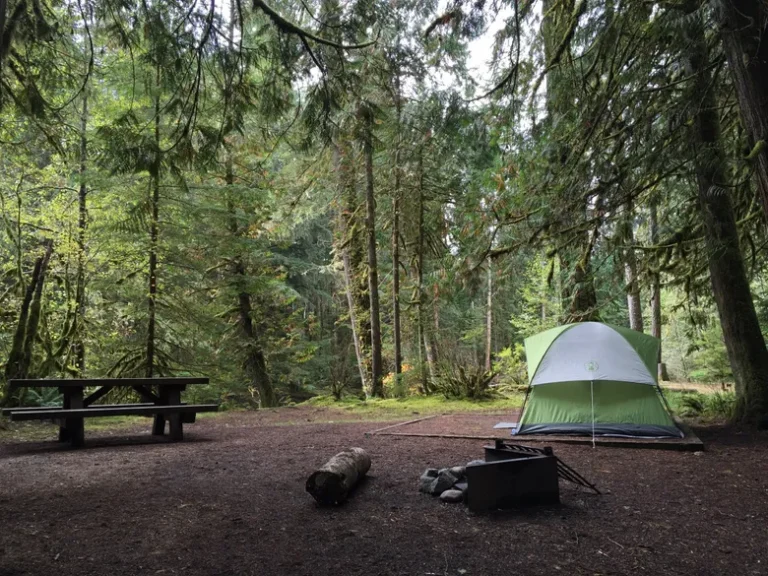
[423,332,437,382]
[416,146,431,392]
[4,261,39,385]
[362,108,383,397]
[562,240,599,322]
[623,204,643,332]
[485,258,493,371]
[226,159,277,408]
[73,85,88,374]
[335,143,368,392]
[20,241,53,378]
[715,0,768,220]
[224,4,276,407]
[392,187,402,379]
[649,200,668,380]
[146,64,161,378]
[685,6,768,427]
[4,240,53,388]
[342,249,368,391]
[344,150,372,390]
[543,0,598,322]
[234,269,277,408]
[392,67,403,385]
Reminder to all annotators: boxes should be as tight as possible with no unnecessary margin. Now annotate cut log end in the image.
[306,447,371,505]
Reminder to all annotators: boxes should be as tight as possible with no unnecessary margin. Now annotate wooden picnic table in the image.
[4,378,218,447]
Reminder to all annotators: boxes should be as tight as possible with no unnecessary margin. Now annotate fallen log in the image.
[306,447,371,505]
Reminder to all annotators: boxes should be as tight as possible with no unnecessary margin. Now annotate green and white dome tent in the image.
[513,322,683,438]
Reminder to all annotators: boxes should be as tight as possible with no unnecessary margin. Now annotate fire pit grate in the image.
[485,439,601,495]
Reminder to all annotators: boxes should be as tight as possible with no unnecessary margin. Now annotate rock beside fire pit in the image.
[431,469,458,494]
[418,469,439,493]
[418,464,472,502]
[439,489,464,503]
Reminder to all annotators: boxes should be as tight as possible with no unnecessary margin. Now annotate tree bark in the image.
[715,0,768,221]
[73,84,88,374]
[649,200,668,380]
[20,240,53,377]
[342,249,367,391]
[3,261,39,385]
[623,204,643,332]
[423,332,437,383]
[4,240,53,386]
[223,6,276,408]
[485,258,493,371]
[227,162,277,408]
[543,0,598,322]
[416,146,430,393]
[392,68,403,387]
[146,63,161,378]
[306,447,371,505]
[362,107,383,397]
[685,7,768,427]
[335,143,368,392]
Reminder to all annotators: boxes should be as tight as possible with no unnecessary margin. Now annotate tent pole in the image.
[656,383,675,414]
[590,380,595,449]
[514,384,533,435]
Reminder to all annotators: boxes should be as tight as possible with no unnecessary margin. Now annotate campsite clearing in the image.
[1,406,766,576]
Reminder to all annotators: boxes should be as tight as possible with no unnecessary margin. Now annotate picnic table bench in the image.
[3,378,218,447]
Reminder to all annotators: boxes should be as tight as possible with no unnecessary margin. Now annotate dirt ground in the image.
[1,407,767,576]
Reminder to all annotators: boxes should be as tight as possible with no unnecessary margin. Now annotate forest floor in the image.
[1,406,766,576]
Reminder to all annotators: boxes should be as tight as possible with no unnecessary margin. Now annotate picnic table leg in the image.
[152,387,168,436]
[58,390,71,442]
[166,387,183,441]
[66,388,85,448]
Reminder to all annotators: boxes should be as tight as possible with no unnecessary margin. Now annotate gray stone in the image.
[450,466,466,478]
[419,474,436,494]
[418,468,440,493]
[454,481,468,493]
[429,469,458,495]
[440,489,464,503]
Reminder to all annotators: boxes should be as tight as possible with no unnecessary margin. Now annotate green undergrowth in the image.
[663,390,736,422]
[298,394,524,419]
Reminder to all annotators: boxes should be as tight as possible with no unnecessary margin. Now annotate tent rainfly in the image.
[513,322,683,439]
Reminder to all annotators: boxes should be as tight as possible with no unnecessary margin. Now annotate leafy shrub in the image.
[706,391,736,420]
[492,345,528,393]
[383,363,414,398]
[433,362,496,399]
[677,391,735,420]
[18,387,62,407]
[687,323,733,384]
[680,392,706,417]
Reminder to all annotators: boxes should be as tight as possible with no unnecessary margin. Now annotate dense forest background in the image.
[1,0,767,423]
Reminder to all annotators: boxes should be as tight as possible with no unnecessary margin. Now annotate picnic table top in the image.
[9,377,209,389]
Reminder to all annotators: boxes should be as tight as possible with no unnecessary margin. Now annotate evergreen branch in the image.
[531,0,588,99]
[466,0,520,103]
[424,9,461,38]
[48,0,94,114]
[252,0,378,50]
